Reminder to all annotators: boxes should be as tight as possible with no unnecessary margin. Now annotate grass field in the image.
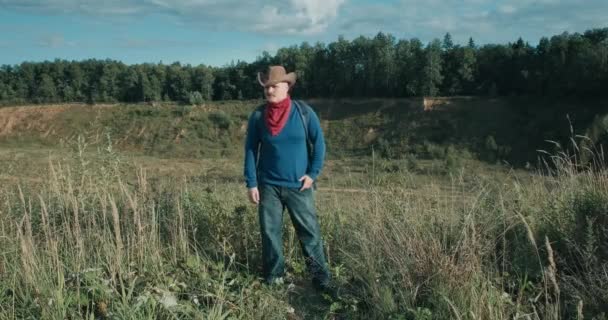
[1,102,607,319]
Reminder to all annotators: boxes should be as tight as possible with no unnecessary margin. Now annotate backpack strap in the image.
[293,100,318,189]
[252,104,265,172]
[253,104,265,134]
[293,100,313,159]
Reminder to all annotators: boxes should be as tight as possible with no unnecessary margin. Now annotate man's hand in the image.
[299,175,314,191]
[248,187,260,204]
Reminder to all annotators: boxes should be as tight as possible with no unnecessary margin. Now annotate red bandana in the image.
[265,95,291,136]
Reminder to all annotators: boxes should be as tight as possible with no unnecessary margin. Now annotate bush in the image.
[188,91,204,106]
[376,138,394,159]
[423,141,446,159]
[209,111,232,130]
[569,189,608,264]
[175,105,193,116]
[541,188,608,268]
[549,188,608,318]
[405,153,419,171]
[484,135,498,161]
[523,182,608,319]
[128,106,161,117]
[444,145,463,174]
[485,135,498,152]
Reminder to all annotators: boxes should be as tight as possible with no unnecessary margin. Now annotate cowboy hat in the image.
[257,66,297,87]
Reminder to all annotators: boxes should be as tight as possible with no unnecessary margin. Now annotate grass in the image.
[0,136,606,319]
[1,101,608,319]
[4,97,608,166]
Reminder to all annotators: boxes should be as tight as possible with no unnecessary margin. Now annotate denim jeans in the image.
[258,184,330,286]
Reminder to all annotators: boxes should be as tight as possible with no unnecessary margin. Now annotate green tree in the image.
[394,39,417,96]
[327,36,353,97]
[97,62,121,102]
[442,32,454,51]
[410,38,426,96]
[65,62,85,101]
[166,62,191,102]
[457,46,477,94]
[583,28,608,45]
[192,65,214,101]
[307,42,331,97]
[119,67,139,102]
[1,27,607,102]
[349,35,370,96]
[144,64,163,102]
[476,44,510,95]
[212,68,236,100]
[17,63,36,101]
[421,39,443,96]
[468,37,476,49]
[369,32,396,96]
[441,33,459,95]
[295,42,315,97]
[137,68,155,102]
[35,73,57,102]
[0,65,13,101]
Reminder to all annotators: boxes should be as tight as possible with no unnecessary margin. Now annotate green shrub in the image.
[376,138,394,159]
[541,188,608,268]
[174,104,193,116]
[405,153,419,171]
[128,106,162,117]
[423,141,446,159]
[498,145,512,158]
[485,135,498,151]
[531,186,608,318]
[569,189,608,264]
[484,135,498,161]
[188,91,204,106]
[443,145,463,174]
[209,111,232,130]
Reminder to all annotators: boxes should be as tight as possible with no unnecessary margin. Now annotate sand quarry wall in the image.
[0,104,116,138]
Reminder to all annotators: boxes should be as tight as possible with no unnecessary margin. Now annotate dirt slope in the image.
[1,98,606,164]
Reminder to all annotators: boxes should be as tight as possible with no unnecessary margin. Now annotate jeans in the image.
[258,184,330,286]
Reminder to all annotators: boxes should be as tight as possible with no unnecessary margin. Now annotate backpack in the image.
[253,99,314,159]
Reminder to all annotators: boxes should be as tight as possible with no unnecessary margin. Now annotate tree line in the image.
[1,28,607,104]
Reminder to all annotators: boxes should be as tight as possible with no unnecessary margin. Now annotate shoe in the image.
[265,277,284,286]
[313,280,340,300]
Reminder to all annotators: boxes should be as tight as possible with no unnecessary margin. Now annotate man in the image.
[243,65,331,291]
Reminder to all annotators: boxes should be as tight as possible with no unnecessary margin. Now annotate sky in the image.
[0,0,606,67]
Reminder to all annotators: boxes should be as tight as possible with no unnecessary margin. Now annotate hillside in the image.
[1,97,607,165]
[3,98,608,319]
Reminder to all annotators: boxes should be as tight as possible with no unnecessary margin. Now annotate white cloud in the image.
[498,5,517,14]
[260,42,280,54]
[115,37,204,49]
[0,0,149,15]
[38,34,76,48]
[333,0,608,45]
[2,0,606,44]
[39,34,64,48]
[292,0,344,25]
[0,0,347,35]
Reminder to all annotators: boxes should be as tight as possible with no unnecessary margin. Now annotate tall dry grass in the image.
[0,138,607,319]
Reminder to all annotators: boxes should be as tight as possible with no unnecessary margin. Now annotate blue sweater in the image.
[244,102,325,189]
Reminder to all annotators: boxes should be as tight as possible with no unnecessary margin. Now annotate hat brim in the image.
[257,72,297,88]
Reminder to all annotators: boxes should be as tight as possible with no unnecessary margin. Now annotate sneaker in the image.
[313,281,340,300]
[265,277,285,286]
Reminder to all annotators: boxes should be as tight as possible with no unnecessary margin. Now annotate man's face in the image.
[264,82,289,103]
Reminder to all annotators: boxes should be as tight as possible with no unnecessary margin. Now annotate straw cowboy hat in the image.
[257,66,297,87]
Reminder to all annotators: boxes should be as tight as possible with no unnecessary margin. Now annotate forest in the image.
[1,28,607,105]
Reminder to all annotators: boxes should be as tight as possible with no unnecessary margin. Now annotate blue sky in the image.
[1,0,606,66]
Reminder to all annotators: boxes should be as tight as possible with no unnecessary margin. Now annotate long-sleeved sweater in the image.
[243,102,325,189]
